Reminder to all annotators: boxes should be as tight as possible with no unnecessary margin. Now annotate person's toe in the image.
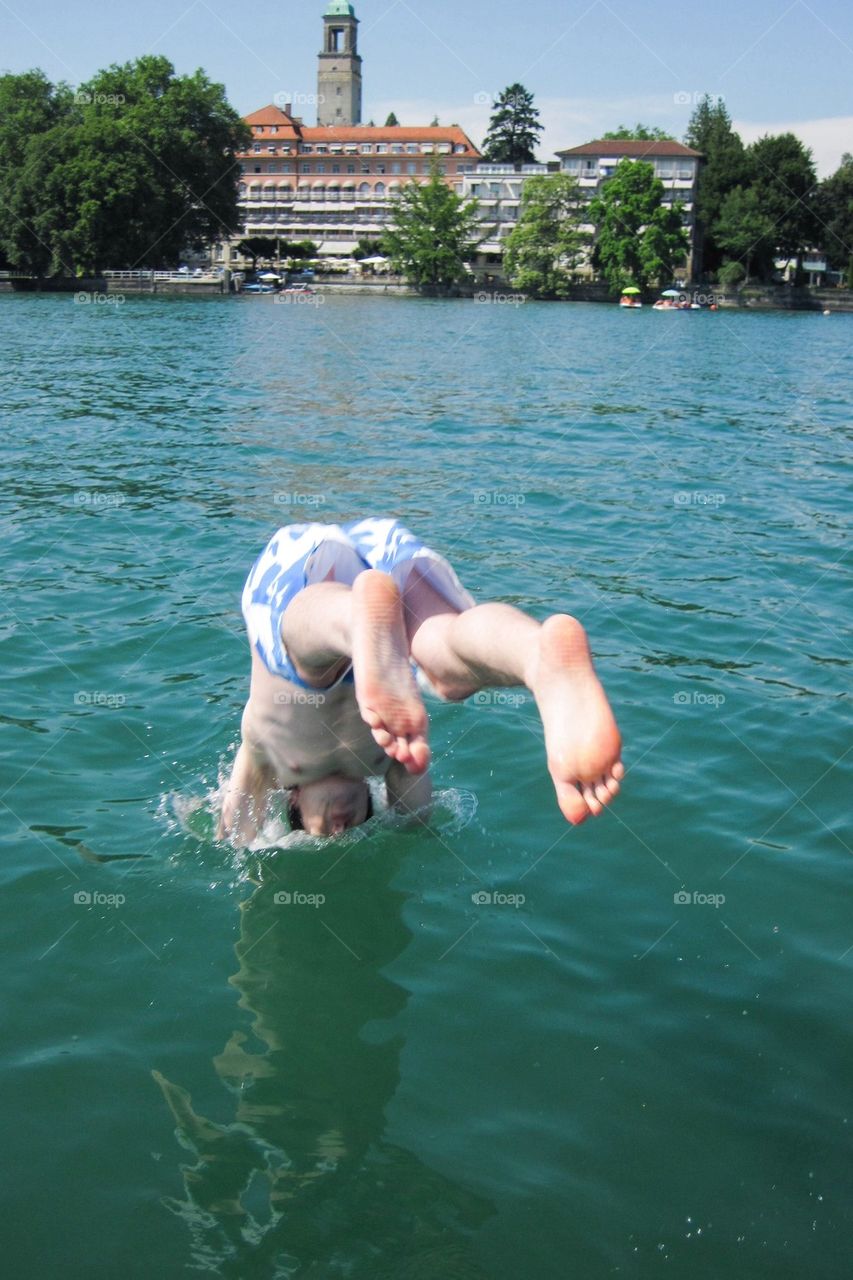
[594,779,613,806]
[555,782,590,825]
[612,760,625,781]
[581,784,603,816]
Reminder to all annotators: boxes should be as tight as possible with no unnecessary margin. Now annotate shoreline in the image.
[2,274,852,311]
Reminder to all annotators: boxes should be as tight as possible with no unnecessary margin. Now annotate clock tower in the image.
[317,1,362,126]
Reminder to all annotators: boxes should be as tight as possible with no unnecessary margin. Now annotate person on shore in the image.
[218,518,623,841]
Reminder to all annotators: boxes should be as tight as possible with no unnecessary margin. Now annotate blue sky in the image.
[2,0,851,173]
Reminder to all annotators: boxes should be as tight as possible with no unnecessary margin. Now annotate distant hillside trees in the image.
[0,57,250,275]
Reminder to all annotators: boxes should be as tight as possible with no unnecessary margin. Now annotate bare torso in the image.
[241,651,389,787]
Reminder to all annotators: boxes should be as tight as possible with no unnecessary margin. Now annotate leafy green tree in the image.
[747,133,818,274]
[602,124,675,141]
[481,83,542,166]
[503,173,590,297]
[352,236,381,260]
[0,57,249,275]
[236,237,279,268]
[814,153,853,281]
[589,159,689,291]
[384,111,399,127]
[0,71,76,273]
[713,185,775,281]
[382,166,481,287]
[685,95,752,275]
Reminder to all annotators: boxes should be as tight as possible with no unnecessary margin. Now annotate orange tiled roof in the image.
[240,106,480,156]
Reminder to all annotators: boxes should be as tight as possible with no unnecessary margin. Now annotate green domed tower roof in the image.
[324,1,356,15]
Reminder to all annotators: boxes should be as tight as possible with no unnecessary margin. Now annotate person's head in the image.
[288,774,373,837]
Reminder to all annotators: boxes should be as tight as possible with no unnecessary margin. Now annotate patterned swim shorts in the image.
[241,517,474,688]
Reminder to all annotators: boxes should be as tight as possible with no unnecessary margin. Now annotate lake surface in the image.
[1,291,851,1279]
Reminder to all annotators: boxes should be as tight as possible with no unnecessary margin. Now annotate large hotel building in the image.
[220,0,702,276]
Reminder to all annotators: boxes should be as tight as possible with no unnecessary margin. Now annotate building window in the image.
[267,145,275,153]
[317,163,326,173]
[253,144,261,153]
[346,163,355,174]
[300,144,314,154]
[376,143,387,154]
[300,163,310,173]
[361,163,370,173]
[391,161,401,174]
[407,143,418,153]
[270,126,277,134]
[254,166,262,173]
[407,161,417,175]
[336,87,342,96]
[360,143,372,154]
[377,163,386,174]
[454,144,465,153]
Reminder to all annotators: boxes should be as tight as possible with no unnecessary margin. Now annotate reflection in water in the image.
[154,844,493,1278]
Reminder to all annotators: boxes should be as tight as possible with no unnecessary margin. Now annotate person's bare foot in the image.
[351,570,430,774]
[528,614,624,825]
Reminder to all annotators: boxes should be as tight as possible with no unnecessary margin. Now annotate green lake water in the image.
[1,291,851,1279]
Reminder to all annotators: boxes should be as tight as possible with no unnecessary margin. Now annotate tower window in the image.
[329,26,345,52]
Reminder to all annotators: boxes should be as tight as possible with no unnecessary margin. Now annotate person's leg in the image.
[403,573,623,825]
[280,575,430,774]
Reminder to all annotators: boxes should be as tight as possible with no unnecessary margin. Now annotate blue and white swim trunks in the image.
[242,518,475,688]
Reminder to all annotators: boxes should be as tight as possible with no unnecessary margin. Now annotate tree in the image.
[235,236,279,269]
[589,159,689,292]
[815,153,853,281]
[0,71,76,274]
[503,173,590,297]
[685,95,752,275]
[1,57,250,274]
[481,83,542,166]
[602,124,675,141]
[713,185,775,281]
[747,133,818,274]
[384,111,399,127]
[382,166,481,287]
[353,235,380,260]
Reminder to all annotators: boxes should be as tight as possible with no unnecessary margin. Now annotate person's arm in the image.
[384,759,432,822]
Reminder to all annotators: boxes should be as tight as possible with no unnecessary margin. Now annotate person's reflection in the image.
[154,837,493,1277]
